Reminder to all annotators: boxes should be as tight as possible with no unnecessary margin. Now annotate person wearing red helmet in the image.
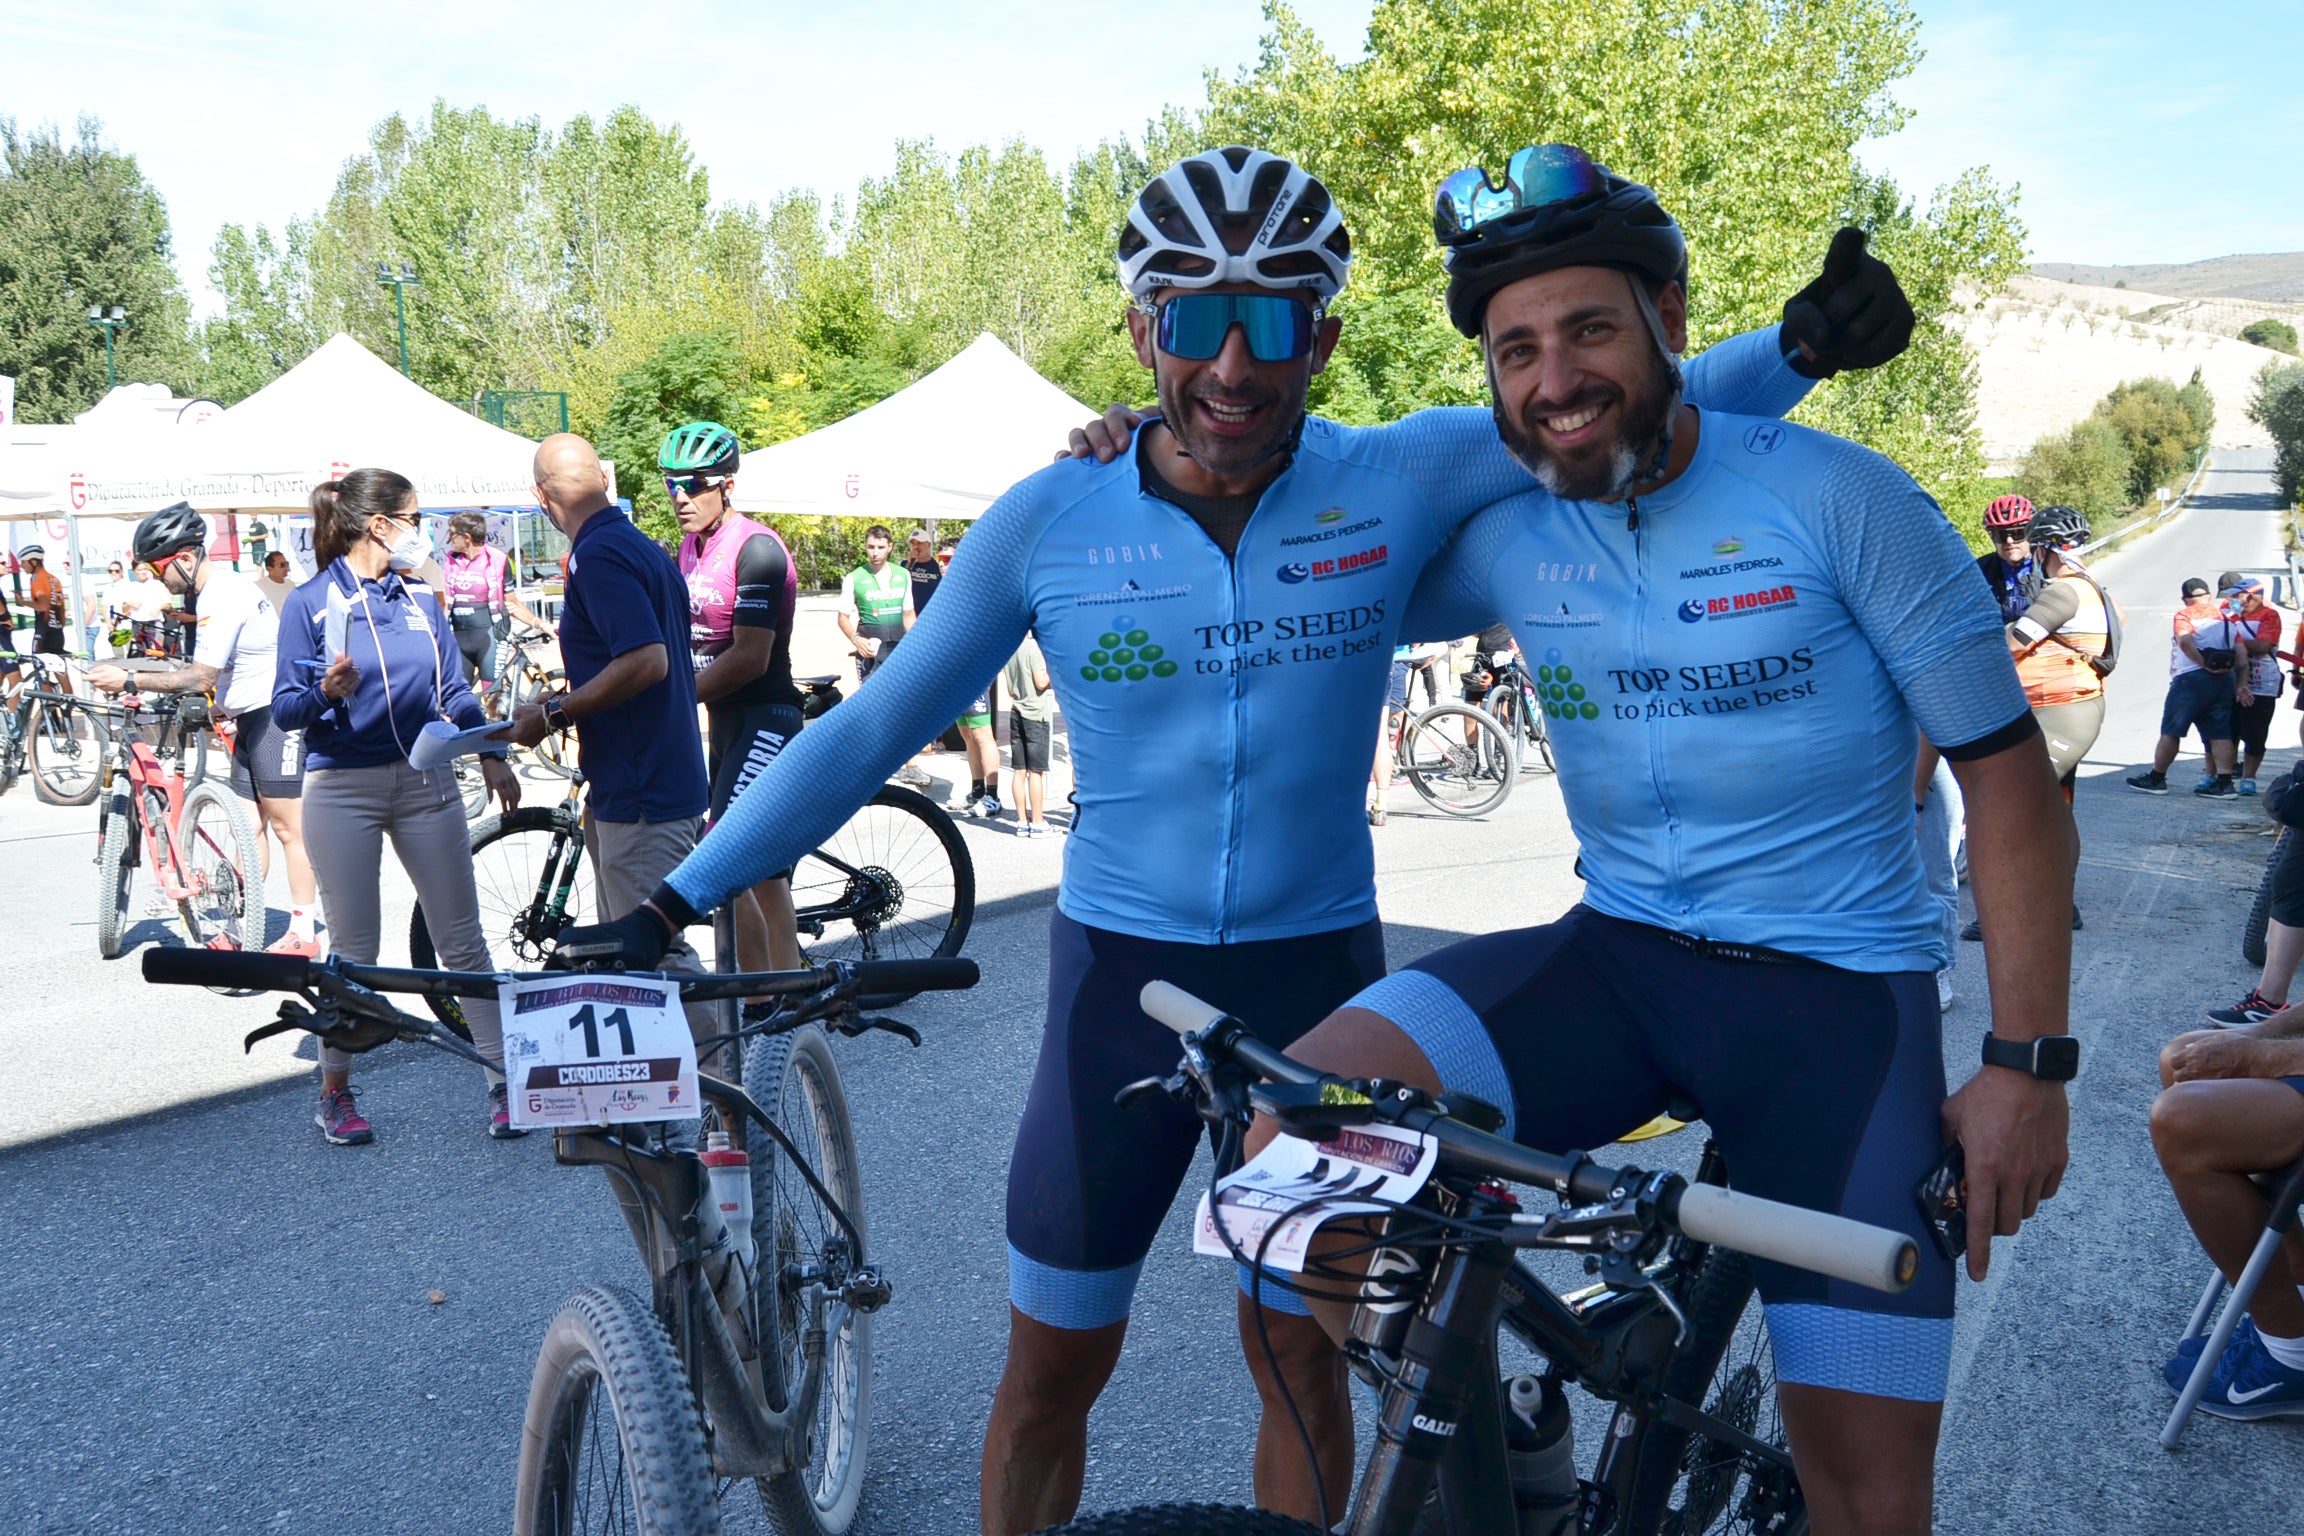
[1978,494,2037,623]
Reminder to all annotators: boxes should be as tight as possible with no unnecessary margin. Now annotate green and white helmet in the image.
[658,420,742,476]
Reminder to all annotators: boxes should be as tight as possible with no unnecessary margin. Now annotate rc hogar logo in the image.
[1679,585,1799,623]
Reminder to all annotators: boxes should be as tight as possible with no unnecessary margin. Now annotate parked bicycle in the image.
[1387,695,1517,817]
[1052,982,1917,1536]
[142,943,979,1536]
[3,650,109,805]
[1478,651,1558,776]
[410,762,975,1035]
[92,690,260,958]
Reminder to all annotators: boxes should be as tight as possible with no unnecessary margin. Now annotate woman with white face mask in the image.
[272,469,522,1147]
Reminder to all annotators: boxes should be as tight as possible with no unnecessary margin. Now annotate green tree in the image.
[2016,416,2130,520]
[2243,318,2299,356]
[598,330,749,540]
[2095,376,2207,504]
[1200,0,2025,524]
[2250,361,2304,505]
[193,222,319,403]
[0,116,193,420]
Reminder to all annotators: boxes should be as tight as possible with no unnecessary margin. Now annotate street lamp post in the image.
[84,304,126,391]
[375,262,422,377]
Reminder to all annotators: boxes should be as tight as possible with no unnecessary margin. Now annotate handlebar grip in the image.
[848,957,980,994]
[1672,1183,1918,1294]
[142,947,313,992]
[1141,981,1227,1037]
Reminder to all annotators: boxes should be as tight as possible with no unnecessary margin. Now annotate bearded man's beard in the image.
[1492,345,1680,503]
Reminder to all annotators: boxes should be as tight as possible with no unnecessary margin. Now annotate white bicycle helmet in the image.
[1116,146,1352,304]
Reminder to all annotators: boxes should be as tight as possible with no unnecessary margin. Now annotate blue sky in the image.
[0,0,2293,315]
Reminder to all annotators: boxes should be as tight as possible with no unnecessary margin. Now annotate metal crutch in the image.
[2163,1155,2304,1448]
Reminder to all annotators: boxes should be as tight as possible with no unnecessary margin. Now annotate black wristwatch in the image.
[542,694,574,734]
[1981,1033,2080,1082]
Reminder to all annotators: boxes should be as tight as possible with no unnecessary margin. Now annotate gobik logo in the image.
[1080,627,1180,683]
[1535,664,1601,722]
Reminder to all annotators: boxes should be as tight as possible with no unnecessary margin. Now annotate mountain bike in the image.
[1387,698,1517,817]
[1478,653,1557,776]
[410,765,975,1036]
[1052,983,1918,1536]
[2245,826,2292,968]
[91,691,261,959]
[3,652,110,805]
[142,943,978,1536]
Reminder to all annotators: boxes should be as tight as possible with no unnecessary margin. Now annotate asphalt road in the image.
[2,454,2299,1533]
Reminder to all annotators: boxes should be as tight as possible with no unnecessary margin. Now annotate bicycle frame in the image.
[99,699,229,907]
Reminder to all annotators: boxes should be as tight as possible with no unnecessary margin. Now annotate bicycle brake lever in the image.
[1115,1071,1189,1110]
[244,1001,317,1053]
[837,1014,922,1048]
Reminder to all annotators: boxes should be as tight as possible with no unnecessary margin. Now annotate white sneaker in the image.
[979,795,1002,819]
[894,762,932,791]
[1936,970,1955,1015]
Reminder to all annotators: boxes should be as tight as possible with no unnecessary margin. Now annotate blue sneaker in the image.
[2165,1316,2255,1397]
[2196,1321,2304,1420]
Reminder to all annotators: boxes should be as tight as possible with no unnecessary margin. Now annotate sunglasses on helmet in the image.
[1433,143,1606,246]
[665,474,730,501]
[1147,292,1319,363]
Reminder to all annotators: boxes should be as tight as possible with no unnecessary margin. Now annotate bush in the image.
[2251,361,2304,505]
[2244,319,2300,356]
[2097,376,2208,504]
[598,332,749,542]
[2017,416,2132,521]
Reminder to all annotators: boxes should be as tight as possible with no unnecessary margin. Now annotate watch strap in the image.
[1981,1033,2079,1081]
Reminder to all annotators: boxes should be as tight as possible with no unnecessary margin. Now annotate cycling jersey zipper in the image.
[1627,499,1689,921]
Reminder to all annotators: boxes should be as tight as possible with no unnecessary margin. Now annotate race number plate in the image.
[1193,1122,1437,1272]
[500,974,700,1129]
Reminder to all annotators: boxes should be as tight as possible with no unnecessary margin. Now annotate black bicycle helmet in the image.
[132,501,207,564]
[1436,144,1686,338]
[2027,504,2090,551]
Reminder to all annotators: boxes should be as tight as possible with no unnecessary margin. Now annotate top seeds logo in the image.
[1080,628,1180,683]
[1534,664,1601,721]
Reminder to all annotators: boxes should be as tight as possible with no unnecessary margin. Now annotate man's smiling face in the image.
[1482,265,1687,503]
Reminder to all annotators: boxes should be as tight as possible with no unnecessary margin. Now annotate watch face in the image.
[2037,1036,2081,1081]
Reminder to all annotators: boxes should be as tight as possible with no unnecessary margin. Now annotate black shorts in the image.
[2233,694,2282,757]
[1011,714,1053,773]
[1350,904,1954,1401]
[228,707,305,801]
[707,700,804,874]
[1007,910,1387,1329]
[32,621,66,657]
[452,620,499,686]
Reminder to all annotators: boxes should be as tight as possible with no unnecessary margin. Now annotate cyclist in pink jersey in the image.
[663,422,806,974]
[441,510,555,687]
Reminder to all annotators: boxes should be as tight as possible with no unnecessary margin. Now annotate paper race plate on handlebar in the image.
[500,973,699,1129]
[1193,1121,1437,1272]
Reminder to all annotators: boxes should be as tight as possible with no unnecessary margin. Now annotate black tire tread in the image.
[2245,829,2288,967]
[516,1283,720,1536]
[29,697,105,807]
[1037,1504,1324,1536]
[178,780,262,948]
[95,792,135,959]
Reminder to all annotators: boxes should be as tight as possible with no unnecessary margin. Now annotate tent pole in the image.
[66,515,86,664]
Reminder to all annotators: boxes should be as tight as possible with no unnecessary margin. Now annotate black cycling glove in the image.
[1780,227,1916,380]
[546,883,701,972]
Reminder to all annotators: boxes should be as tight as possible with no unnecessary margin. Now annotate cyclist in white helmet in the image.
[555,144,1916,1533]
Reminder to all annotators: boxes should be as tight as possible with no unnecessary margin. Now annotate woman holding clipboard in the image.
[272,470,522,1146]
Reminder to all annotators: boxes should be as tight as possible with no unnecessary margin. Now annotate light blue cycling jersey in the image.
[1400,411,2031,972]
[666,330,1812,939]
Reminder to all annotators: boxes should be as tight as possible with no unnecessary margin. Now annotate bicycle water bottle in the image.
[1504,1373,1578,1536]
[702,1131,755,1269]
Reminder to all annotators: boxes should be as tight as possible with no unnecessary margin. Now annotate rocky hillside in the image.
[1950,274,2304,469]
[2032,253,2304,302]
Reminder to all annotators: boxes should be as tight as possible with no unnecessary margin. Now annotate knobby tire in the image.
[29,696,106,807]
[2245,828,2289,968]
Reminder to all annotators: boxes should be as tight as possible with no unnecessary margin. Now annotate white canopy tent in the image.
[732,333,1095,522]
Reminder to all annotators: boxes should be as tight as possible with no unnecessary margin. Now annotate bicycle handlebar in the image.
[144,948,980,1001]
[1139,982,1917,1294]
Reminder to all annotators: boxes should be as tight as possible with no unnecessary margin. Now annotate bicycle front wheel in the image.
[793,784,974,1005]
[1402,702,1517,816]
[178,781,263,951]
[412,808,593,1040]
[95,791,136,960]
[746,1025,870,1536]
[513,1284,722,1536]
[1613,1248,1806,1536]
[2246,829,2290,967]
[28,697,106,806]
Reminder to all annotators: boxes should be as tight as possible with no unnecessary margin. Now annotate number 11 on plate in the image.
[499,974,701,1130]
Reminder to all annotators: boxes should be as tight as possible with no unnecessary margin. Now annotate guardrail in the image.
[2071,451,2212,561]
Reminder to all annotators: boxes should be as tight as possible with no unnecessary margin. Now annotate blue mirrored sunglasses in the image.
[1151,292,1318,362]
[664,474,729,500]
[1433,143,1606,245]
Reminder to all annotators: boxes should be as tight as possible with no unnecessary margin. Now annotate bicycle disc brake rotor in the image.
[1674,1361,1764,1534]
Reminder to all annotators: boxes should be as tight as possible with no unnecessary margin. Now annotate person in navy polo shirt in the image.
[502,435,715,1054]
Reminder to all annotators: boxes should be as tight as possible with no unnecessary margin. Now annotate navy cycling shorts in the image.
[1006,910,1386,1330]
[1346,905,1955,1402]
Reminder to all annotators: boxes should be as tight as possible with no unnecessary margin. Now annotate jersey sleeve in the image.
[1811,446,2030,753]
[1683,325,1812,422]
[2010,578,2080,649]
[667,488,1041,913]
[731,533,792,630]
[835,570,859,618]
[1397,503,1518,642]
[193,580,249,672]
